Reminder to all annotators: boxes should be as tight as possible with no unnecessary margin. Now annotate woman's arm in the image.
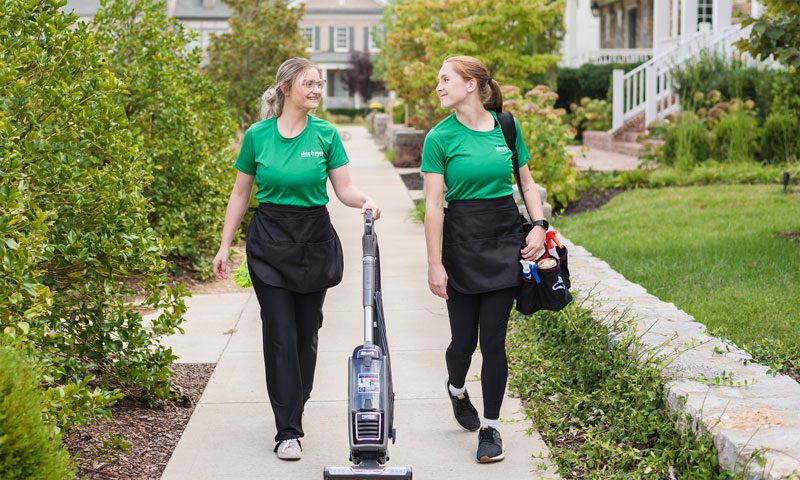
[328,165,381,219]
[212,171,255,280]
[423,172,448,299]
[517,164,547,260]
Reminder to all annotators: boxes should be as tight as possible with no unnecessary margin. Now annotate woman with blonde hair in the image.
[422,55,546,462]
[212,57,380,460]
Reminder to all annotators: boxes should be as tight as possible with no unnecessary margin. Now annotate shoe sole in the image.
[277,454,302,461]
[478,452,505,463]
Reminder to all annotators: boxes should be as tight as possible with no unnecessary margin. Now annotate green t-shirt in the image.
[421,110,531,202]
[234,115,349,207]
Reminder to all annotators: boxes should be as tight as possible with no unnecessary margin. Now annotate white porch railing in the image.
[612,23,753,130]
[565,48,653,68]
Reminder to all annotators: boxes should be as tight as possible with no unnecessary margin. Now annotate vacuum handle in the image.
[363,209,377,257]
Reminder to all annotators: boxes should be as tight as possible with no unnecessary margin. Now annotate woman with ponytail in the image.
[212,57,380,460]
[421,55,546,463]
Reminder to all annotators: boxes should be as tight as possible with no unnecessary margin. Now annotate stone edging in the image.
[563,237,800,479]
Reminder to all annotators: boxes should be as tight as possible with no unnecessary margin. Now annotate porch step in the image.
[619,131,643,143]
[613,141,645,157]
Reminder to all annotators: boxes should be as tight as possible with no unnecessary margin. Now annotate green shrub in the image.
[0,345,73,480]
[568,97,611,139]
[1,0,185,432]
[761,110,800,164]
[661,116,712,168]
[712,110,759,163]
[555,62,640,109]
[392,104,405,125]
[507,304,727,478]
[505,86,578,210]
[327,108,364,118]
[92,0,239,276]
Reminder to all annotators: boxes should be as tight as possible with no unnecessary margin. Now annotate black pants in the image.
[250,271,327,442]
[445,285,517,420]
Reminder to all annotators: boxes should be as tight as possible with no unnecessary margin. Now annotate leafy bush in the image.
[671,52,787,118]
[568,97,611,139]
[712,109,759,163]
[505,85,578,210]
[761,110,800,164]
[661,115,712,168]
[507,304,727,478]
[0,345,74,480]
[92,0,239,276]
[555,62,640,108]
[1,0,185,432]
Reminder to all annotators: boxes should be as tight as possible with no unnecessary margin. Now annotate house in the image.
[561,0,766,153]
[563,0,760,67]
[294,0,387,110]
[62,0,388,110]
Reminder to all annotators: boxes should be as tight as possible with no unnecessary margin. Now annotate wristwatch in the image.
[531,219,549,231]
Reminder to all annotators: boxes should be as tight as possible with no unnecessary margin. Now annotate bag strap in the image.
[497,111,531,222]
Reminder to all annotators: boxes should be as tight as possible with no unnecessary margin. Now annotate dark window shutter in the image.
[329,26,334,51]
[314,26,320,50]
[364,26,370,50]
[349,27,354,51]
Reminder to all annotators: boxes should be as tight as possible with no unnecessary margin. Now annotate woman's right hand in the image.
[212,247,230,280]
[428,262,449,300]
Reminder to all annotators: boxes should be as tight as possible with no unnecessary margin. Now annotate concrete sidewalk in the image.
[160,126,558,480]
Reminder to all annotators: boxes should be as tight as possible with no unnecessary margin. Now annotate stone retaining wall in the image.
[564,238,800,479]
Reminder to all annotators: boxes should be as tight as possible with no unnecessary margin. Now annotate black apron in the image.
[442,195,526,294]
[246,203,344,293]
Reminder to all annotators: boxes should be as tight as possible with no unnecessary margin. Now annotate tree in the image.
[380,0,563,130]
[343,51,386,107]
[1,0,185,432]
[738,0,800,70]
[92,0,239,272]
[205,0,308,126]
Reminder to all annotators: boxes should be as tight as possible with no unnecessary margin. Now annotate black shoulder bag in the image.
[497,111,572,315]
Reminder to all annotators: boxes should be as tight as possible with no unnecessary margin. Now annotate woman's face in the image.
[285,68,325,111]
[435,62,473,109]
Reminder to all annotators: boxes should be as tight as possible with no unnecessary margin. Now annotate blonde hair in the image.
[443,55,503,112]
[260,57,321,120]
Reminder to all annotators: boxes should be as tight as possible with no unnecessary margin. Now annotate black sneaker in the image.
[476,427,505,463]
[445,380,480,431]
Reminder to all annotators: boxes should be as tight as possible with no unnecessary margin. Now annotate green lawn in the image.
[556,185,800,364]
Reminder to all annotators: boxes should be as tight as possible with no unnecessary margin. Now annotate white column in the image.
[612,69,624,130]
[562,0,575,65]
[713,0,732,31]
[653,0,670,55]
[681,0,698,37]
[751,0,762,18]
[645,66,658,126]
[321,68,329,111]
[672,0,680,37]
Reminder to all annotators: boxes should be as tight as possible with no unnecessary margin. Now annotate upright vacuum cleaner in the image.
[323,211,412,480]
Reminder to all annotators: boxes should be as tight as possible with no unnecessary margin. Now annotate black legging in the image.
[250,271,327,442]
[445,285,517,420]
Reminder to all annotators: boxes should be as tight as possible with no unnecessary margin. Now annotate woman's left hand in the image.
[520,226,547,260]
[361,198,381,220]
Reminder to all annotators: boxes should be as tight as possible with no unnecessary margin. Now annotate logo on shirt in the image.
[495,146,511,153]
[301,151,325,158]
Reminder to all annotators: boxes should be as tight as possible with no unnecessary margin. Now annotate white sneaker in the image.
[275,438,302,460]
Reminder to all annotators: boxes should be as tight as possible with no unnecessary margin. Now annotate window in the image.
[698,0,713,27]
[368,25,384,52]
[334,27,350,52]
[302,27,315,52]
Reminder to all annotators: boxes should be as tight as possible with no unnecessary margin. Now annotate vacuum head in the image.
[323,463,412,479]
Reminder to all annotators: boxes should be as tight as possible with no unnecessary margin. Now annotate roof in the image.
[63,0,232,20]
[173,0,232,19]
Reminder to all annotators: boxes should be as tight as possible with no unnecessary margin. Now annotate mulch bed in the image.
[64,363,215,480]
[560,188,624,216]
[399,171,423,191]
[782,231,800,244]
